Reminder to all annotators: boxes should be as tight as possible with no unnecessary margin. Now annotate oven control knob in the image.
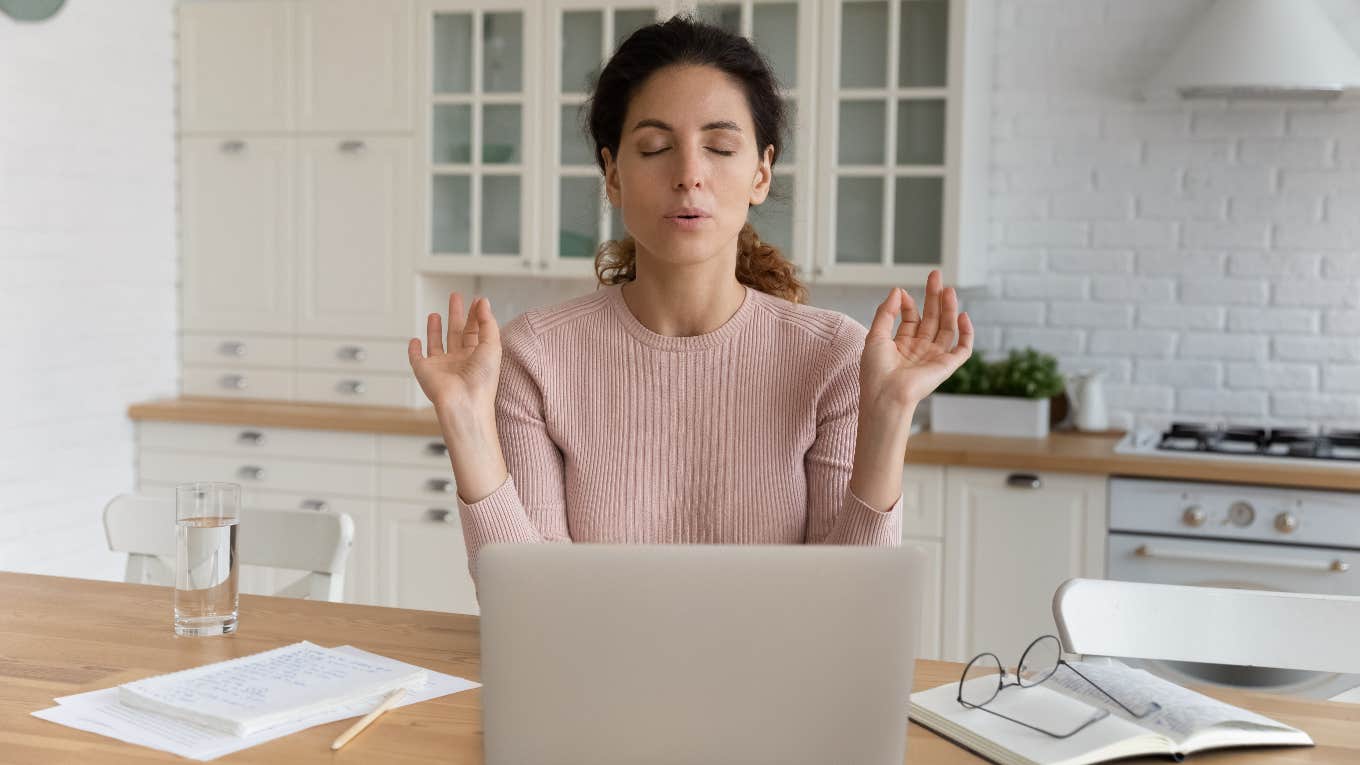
[1182,506,1206,527]
[1274,512,1299,534]
[1228,501,1255,528]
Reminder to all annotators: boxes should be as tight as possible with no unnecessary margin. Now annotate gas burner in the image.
[1148,423,1360,463]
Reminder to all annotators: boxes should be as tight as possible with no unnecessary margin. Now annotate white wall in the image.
[485,0,1360,432]
[0,1,178,580]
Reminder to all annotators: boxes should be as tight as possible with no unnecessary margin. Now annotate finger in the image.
[951,312,975,359]
[894,289,920,341]
[446,292,466,351]
[867,288,903,340]
[426,312,444,356]
[936,287,960,347]
[408,337,423,366]
[918,270,942,340]
[462,297,484,348]
[477,296,501,347]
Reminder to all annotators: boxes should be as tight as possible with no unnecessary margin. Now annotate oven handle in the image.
[1134,544,1351,573]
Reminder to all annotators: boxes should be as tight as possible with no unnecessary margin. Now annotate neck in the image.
[620,255,746,337]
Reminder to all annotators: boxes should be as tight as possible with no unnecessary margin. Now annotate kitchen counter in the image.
[128,398,1360,491]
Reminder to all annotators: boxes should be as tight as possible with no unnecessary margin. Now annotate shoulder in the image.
[500,287,613,352]
[748,288,866,365]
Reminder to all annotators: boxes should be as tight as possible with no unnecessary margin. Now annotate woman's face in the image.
[601,64,774,271]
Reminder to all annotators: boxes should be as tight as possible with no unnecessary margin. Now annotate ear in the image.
[748,144,774,206]
[602,146,621,208]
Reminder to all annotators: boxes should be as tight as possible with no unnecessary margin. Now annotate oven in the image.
[1107,476,1360,700]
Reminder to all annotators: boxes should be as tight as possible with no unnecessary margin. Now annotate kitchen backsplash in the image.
[480,0,1360,433]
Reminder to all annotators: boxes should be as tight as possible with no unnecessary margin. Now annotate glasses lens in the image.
[1018,635,1060,687]
[959,653,1003,707]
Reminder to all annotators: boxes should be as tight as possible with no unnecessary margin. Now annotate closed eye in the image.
[640,148,736,157]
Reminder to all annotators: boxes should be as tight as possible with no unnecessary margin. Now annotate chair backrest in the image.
[1052,578,1360,675]
[103,493,354,602]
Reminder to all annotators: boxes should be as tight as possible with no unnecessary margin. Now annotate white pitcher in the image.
[1067,369,1109,432]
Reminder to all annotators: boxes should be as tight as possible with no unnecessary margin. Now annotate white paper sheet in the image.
[31,645,480,761]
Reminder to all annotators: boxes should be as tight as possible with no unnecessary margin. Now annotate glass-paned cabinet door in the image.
[542,0,678,277]
[815,0,989,287]
[417,0,541,274]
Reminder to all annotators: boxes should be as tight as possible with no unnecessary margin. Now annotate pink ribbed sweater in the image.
[455,282,904,588]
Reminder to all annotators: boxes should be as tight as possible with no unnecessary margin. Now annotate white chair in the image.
[103,493,354,602]
[1052,578,1360,698]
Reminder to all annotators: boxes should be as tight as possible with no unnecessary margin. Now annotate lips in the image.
[665,206,711,220]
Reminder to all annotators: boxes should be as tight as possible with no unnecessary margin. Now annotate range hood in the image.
[1144,0,1360,99]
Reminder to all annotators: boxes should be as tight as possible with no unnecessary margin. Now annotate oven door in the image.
[1107,532,1360,700]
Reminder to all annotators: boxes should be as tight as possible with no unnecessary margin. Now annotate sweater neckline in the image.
[607,281,757,352]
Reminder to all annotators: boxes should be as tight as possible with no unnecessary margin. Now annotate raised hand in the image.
[859,269,974,414]
[408,292,502,419]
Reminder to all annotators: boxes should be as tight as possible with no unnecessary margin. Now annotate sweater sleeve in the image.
[803,315,904,546]
[455,314,571,589]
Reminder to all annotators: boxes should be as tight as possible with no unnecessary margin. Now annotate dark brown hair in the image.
[580,14,807,304]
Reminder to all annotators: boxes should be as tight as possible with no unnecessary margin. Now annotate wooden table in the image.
[3,573,1358,764]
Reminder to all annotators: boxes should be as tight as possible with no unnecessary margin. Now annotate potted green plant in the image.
[929,348,1066,438]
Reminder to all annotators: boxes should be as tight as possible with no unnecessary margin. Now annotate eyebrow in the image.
[631,118,743,134]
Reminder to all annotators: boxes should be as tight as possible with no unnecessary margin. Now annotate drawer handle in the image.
[1136,544,1351,573]
[425,508,452,523]
[237,465,266,481]
[338,380,367,395]
[237,430,265,446]
[339,139,366,153]
[219,374,248,390]
[300,499,330,512]
[1006,473,1042,489]
[218,341,247,357]
[220,139,246,153]
[425,441,449,457]
[338,345,368,362]
[426,478,456,494]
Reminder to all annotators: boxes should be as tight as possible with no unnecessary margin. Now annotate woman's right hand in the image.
[408,292,502,421]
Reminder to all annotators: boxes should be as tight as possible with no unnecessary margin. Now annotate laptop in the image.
[477,543,925,765]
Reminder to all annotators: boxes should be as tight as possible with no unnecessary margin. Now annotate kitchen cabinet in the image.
[178,0,295,133]
[902,463,944,660]
[296,0,415,132]
[941,466,1107,662]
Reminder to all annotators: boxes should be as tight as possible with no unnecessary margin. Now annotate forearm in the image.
[847,401,917,513]
[436,407,510,504]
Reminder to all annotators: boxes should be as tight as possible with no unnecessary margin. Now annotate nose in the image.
[671,145,704,191]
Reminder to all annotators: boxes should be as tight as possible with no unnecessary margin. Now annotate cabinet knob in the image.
[538,261,548,271]
[299,498,330,512]
[219,374,248,390]
[237,430,265,446]
[425,441,449,457]
[339,139,366,153]
[1005,473,1043,489]
[426,478,456,494]
[337,380,367,395]
[1182,506,1206,527]
[1275,512,1299,533]
[813,266,824,277]
[220,139,247,154]
[338,345,368,362]
[237,465,266,481]
[425,508,453,523]
[522,260,533,270]
[218,341,247,357]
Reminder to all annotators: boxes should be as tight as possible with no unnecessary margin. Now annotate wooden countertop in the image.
[6,572,1359,764]
[128,398,1360,491]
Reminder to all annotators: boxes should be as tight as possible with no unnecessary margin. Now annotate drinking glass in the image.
[174,482,241,636]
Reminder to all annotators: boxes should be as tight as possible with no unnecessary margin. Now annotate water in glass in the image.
[174,515,240,636]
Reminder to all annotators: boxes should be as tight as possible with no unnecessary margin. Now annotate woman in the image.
[408,15,973,591]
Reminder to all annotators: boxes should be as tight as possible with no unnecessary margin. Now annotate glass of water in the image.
[174,482,241,637]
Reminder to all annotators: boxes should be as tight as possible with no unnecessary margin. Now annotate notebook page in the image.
[117,641,426,736]
[1043,661,1300,746]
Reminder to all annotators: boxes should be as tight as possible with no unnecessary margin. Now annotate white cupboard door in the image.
[297,0,414,132]
[903,537,943,661]
[378,501,479,615]
[180,137,295,334]
[296,136,412,338]
[942,467,1106,662]
[178,1,295,133]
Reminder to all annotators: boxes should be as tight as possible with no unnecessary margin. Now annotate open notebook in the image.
[117,641,426,737]
[910,660,1312,765]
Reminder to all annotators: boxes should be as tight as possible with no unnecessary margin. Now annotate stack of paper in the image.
[32,644,480,761]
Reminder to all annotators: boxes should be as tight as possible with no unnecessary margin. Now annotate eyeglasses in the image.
[957,634,1161,739]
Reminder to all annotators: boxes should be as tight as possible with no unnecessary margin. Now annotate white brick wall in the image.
[0,2,177,579]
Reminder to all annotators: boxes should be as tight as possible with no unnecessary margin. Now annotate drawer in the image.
[182,333,294,368]
[295,371,410,407]
[297,337,409,373]
[378,463,459,504]
[183,366,293,401]
[139,421,376,462]
[377,433,452,467]
[139,452,375,498]
[377,499,477,615]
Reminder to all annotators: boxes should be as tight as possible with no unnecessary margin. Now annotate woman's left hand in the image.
[859,269,974,415]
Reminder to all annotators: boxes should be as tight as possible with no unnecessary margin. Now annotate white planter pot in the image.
[929,393,1050,438]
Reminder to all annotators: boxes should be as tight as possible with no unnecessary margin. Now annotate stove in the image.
[1116,422,1360,467]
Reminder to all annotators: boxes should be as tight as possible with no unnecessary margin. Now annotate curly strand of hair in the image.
[593,223,807,305]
